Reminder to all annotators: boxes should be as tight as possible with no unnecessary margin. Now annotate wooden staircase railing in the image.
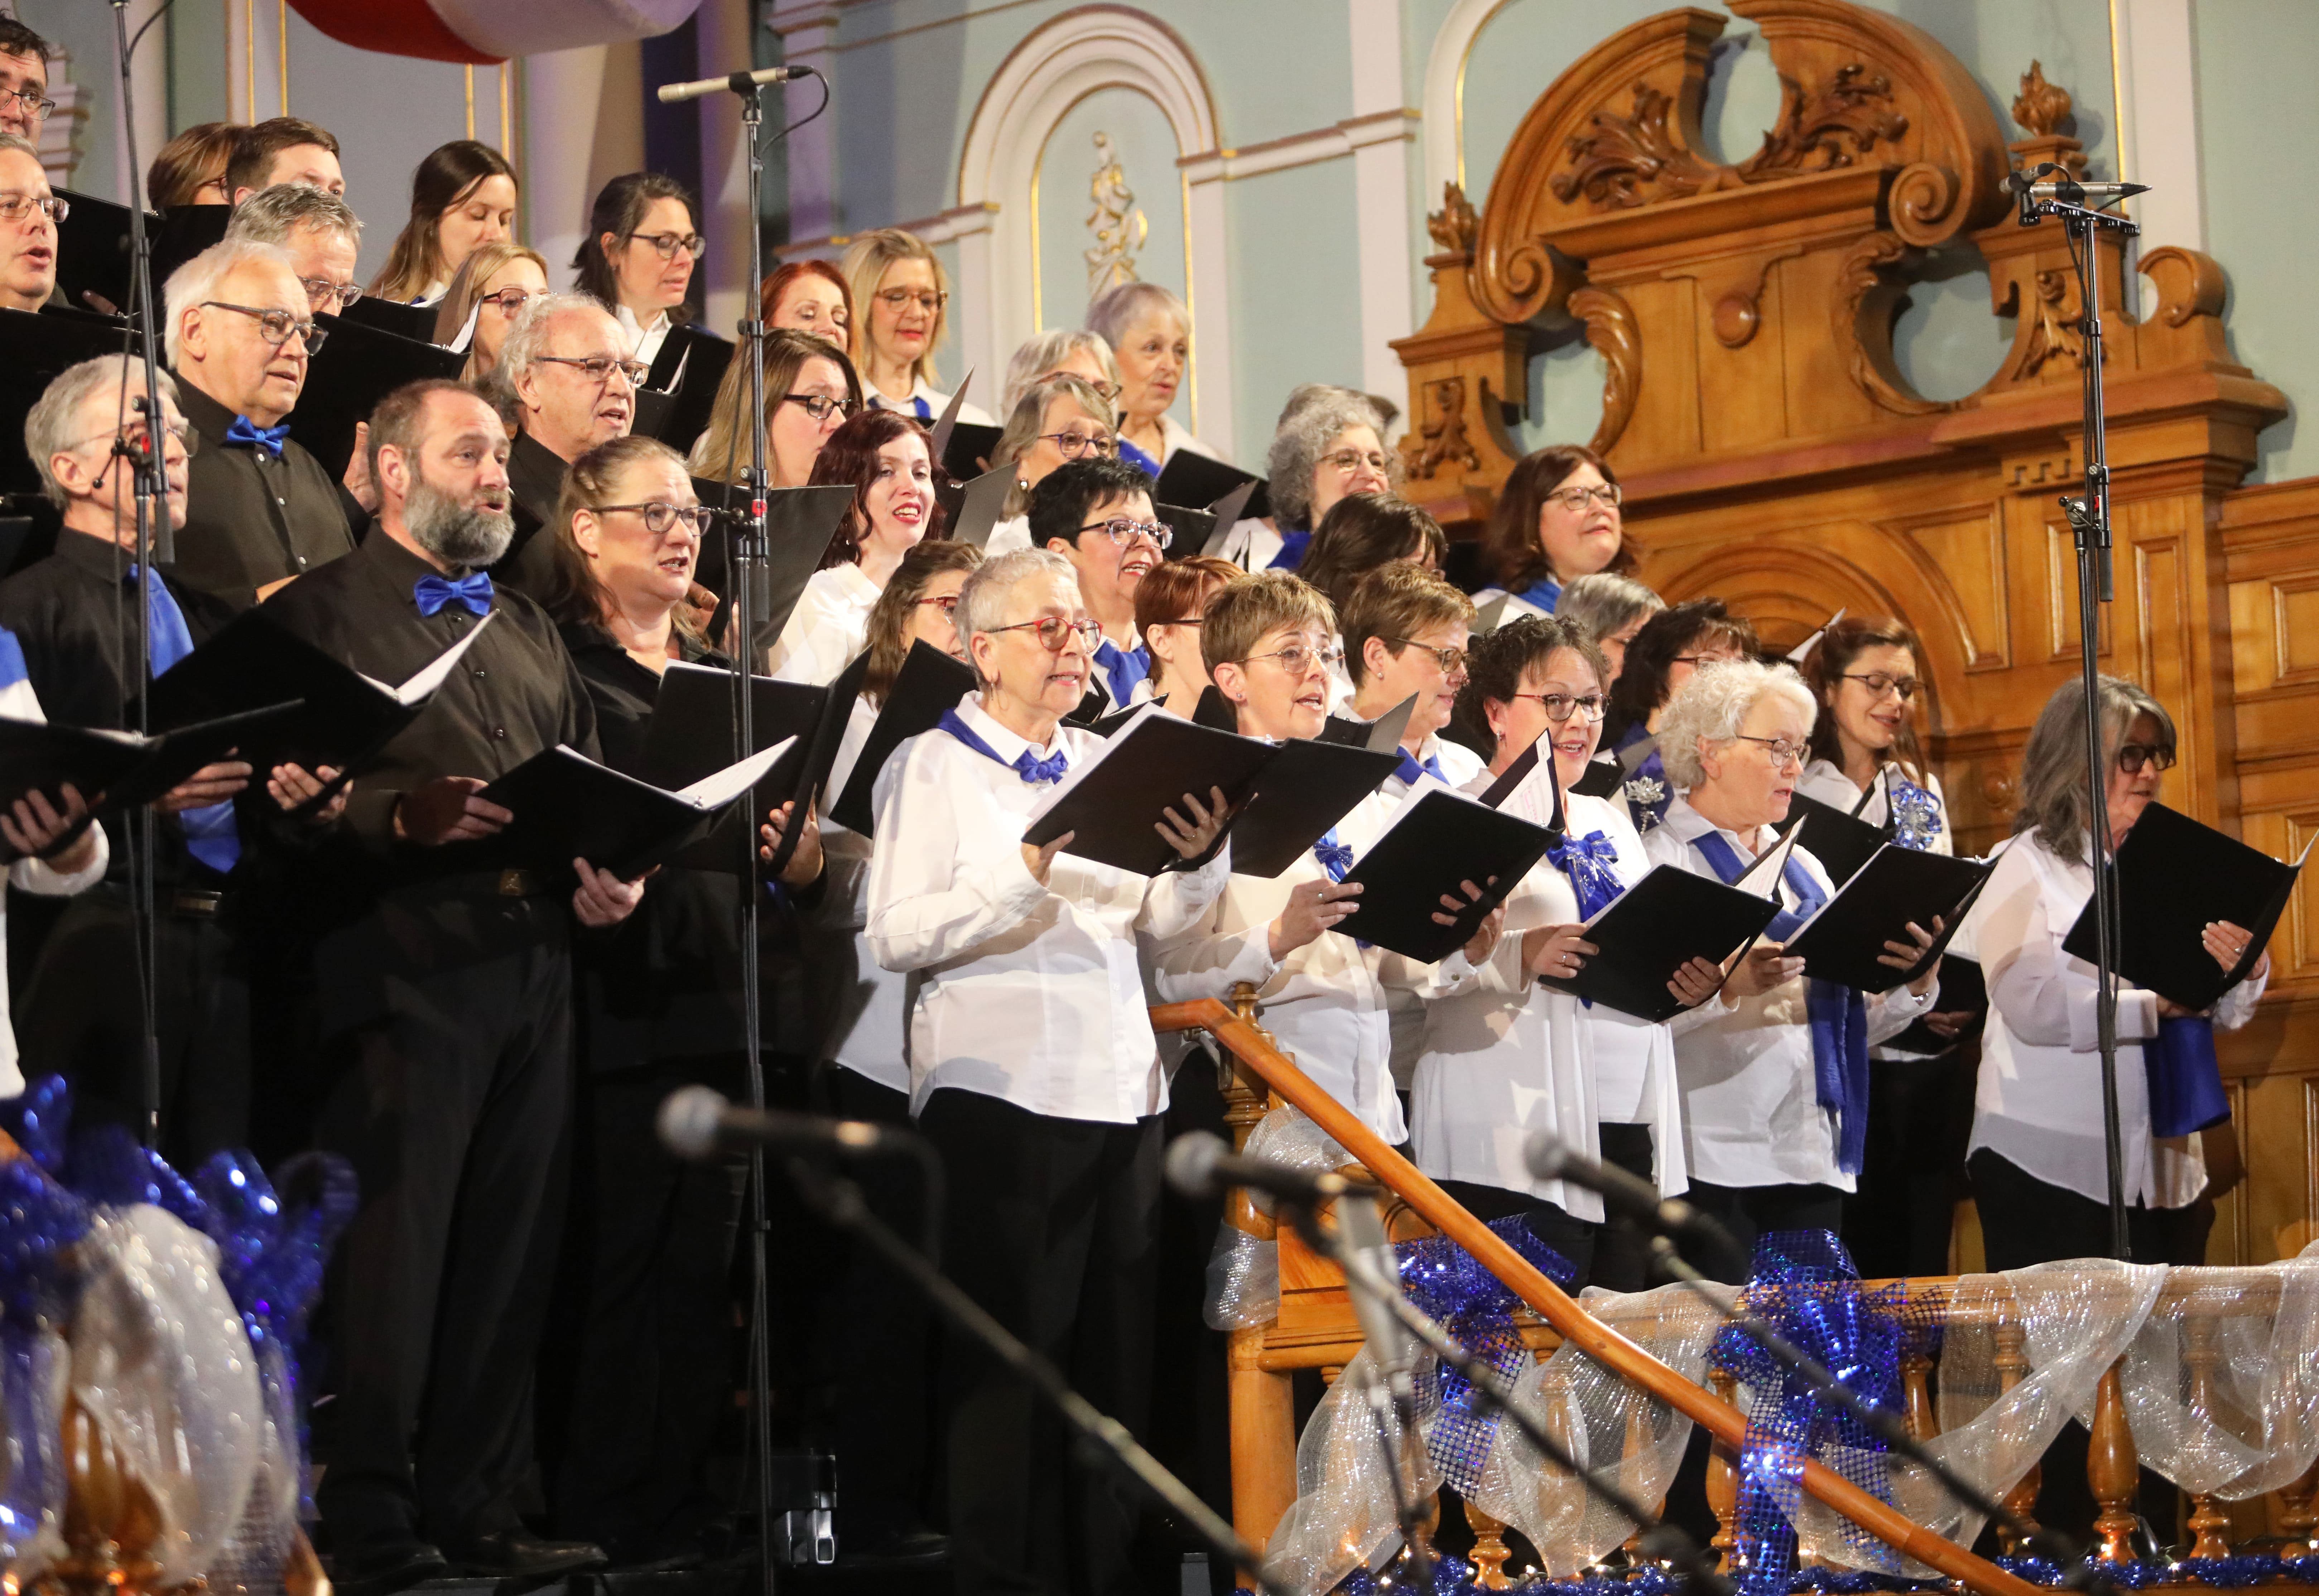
[1152,995,2044,1596]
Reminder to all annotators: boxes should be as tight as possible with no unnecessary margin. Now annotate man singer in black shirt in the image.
[258,378,645,1595]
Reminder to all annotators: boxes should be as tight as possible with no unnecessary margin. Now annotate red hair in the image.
[760,260,852,333]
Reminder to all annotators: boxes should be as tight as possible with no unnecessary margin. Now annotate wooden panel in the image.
[2043,520,2116,664]
[1903,509,2010,669]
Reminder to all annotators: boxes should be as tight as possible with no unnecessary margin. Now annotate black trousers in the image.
[1842,1049,1977,1278]
[14,884,250,1167]
[920,1087,1163,1596]
[1967,1148,2212,1271]
[803,1066,937,1544]
[1681,1180,1847,1285]
[546,1056,748,1560]
[309,886,576,1554]
[1590,1123,1661,1294]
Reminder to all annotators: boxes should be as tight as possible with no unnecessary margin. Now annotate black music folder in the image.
[1784,791,1891,888]
[0,701,302,816]
[1568,754,1625,800]
[1335,788,1556,963]
[1215,695,1411,876]
[2061,800,2311,1011]
[53,193,229,317]
[0,307,138,498]
[336,294,440,345]
[644,660,829,874]
[1187,480,1259,561]
[1780,844,1991,993]
[146,608,495,773]
[1153,451,1269,522]
[1020,705,1275,876]
[1536,864,1786,1022]
[294,313,467,480]
[480,738,786,881]
[699,484,856,654]
[1883,955,1987,1055]
[949,465,1014,549]
[827,641,977,837]
[639,326,735,457]
[940,421,1004,485]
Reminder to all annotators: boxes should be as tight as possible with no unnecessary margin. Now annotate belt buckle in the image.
[170,889,224,916]
[497,868,539,897]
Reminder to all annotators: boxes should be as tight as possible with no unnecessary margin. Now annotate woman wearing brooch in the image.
[1411,614,1723,1288]
[1593,598,1757,835]
[1794,616,1974,1276]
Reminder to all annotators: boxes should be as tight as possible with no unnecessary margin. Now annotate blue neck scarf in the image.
[1116,435,1161,480]
[134,566,241,875]
[0,627,25,691]
[1690,829,1870,1176]
[1267,527,1311,571]
[1513,573,1563,613]
[938,707,1068,785]
[1393,748,1444,788]
[2147,1015,2229,1138]
[1093,636,1151,709]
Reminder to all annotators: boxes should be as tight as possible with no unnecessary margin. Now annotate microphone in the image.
[1163,1130,1366,1207]
[657,1084,903,1161]
[1523,1132,1730,1252]
[2006,171,2149,204]
[1335,1189,1417,1388]
[656,64,816,104]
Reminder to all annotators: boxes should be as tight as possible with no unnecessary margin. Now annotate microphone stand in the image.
[776,1154,1290,1596]
[1637,1232,2103,1587]
[2018,167,2142,1261]
[1280,1199,1733,1596]
[111,0,175,1149]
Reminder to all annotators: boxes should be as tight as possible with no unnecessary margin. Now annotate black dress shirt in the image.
[500,428,569,575]
[169,378,355,611]
[257,529,597,909]
[0,527,242,886]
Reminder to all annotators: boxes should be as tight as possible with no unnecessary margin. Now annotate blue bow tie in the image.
[414,570,494,618]
[1394,749,1446,788]
[223,415,292,458]
[1013,746,1070,785]
[1312,829,1355,883]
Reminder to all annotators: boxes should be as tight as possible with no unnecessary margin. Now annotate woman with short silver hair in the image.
[1967,675,2268,1269]
[1001,328,1122,417]
[1643,659,1942,1277]
[1554,572,1663,682]
[1259,391,1398,573]
[1085,280,1222,474]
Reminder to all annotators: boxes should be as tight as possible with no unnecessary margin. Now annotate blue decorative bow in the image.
[223,414,292,458]
[414,570,494,618]
[1093,636,1152,709]
[1395,1216,1574,1495]
[1887,776,1945,852]
[1267,527,1311,570]
[1712,1231,1923,1596]
[1312,829,1354,882]
[1547,829,1625,921]
[1393,749,1445,788]
[938,707,1069,786]
[1692,830,1872,1175]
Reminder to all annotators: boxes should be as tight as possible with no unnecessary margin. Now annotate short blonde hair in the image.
[1341,562,1474,688]
[991,374,1115,517]
[1201,572,1336,678]
[1656,660,1817,792]
[841,228,950,390]
[1002,328,1120,416]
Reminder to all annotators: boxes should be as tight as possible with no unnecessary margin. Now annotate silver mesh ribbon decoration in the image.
[1201,1105,1349,1331]
[1259,1345,1443,1595]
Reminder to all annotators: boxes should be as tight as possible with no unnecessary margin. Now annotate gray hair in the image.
[957,547,1077,686]
[223,182,362,251]
[24,356,180,508]
[1556,572,1664,642]
[1265,390,1391,530]
[2014,674,2176,866]
[498,290,615,393]
[1084,281,1187,358]
[162,238,298,367]
[0,132,38,163]
[992,374,1115,517]
[1002,328,1121,417]
[1656,659,1817,792]
[1275,382,1368,430]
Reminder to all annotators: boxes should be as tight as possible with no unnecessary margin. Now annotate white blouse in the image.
[867,375,996,428]
[767,563,880,685]
[866,695,1230,1122]
[0,666,110,1096]
[1149,786,1474,1144]
[809,698,910,1094]
[1643,796,1935,1192]
[985,514,1031,555]
[614,302,673,368]
[1214,517,1284,573]
[1967,826,2266,1210]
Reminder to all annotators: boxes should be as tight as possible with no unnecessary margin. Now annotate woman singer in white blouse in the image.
[864,547,1231,1592]
[1967,675,2268,1270]
[1642,660,1942,1278]
[766,409,941,685]
[1412,613,1720,1289]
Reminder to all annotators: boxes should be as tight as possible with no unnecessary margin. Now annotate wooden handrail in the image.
[1152,998,2041,1596]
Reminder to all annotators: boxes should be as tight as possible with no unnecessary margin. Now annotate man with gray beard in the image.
[255,378,644,1595]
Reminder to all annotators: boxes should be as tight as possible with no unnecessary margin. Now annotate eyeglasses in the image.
[782,393,858,423]
[1323,448,1392,476]
[1383,637,1467,675]
[628,231,704,260]
[988,616,1102,651]
[1544,483,1622,512]
[0,86,56,121]
[0,191,66,225]
[917,594,961,617]
[2117,742,2176,775]
[1843,671,1920,702]
[537,353,649,388]
[595,501,706,536]
[1241,642,1343,676]
[1734,734,1809,768]
[199,301,327,351]
[1077,516,1171,550]
[298,276,363,312]
[193,176,233,204]
[876,288,948,315]
[1511,691,1605,723]
[478,286,537,315]
[1670,653,1738,670]
[1039,430,1117,461]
